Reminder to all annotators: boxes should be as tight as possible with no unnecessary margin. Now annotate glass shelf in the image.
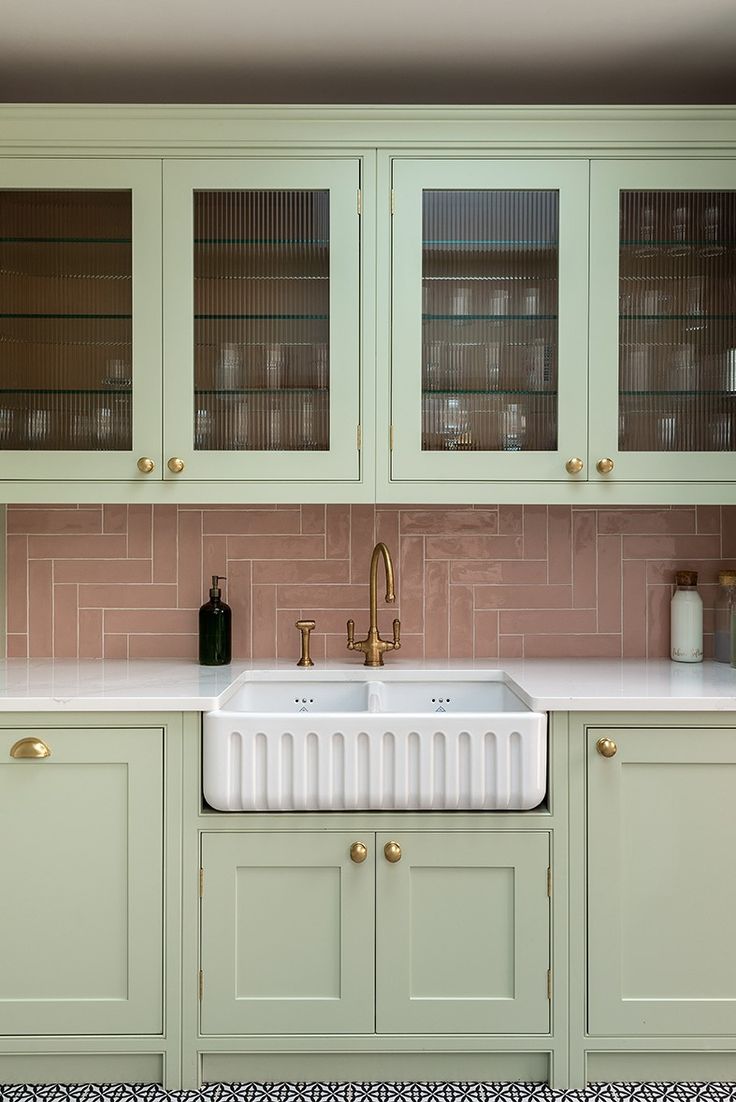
[0,387,131,396]
[620,314,736,322]
[422,388,557,396]
[0,313,132,320]
[621,240,736,248]
[423,313,558,322]
[422,239,558,247]
[620,389,736,397]
[0,236,132,245]
[195,387,328,396]
[195,313,328,321]
[194,237,329,246]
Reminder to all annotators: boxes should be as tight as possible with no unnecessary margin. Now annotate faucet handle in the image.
[295,620,316,668]
[392,618,401,649]
[346,618,356,649]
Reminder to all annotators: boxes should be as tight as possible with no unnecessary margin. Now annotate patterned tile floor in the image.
[3,1084,736,1102]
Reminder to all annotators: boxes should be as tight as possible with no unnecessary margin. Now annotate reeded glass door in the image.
[391,160,589,482]
[0,161,162,480]
[163,160,361,482]
[590,161,736,481]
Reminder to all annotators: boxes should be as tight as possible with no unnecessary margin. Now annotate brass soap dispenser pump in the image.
[199,575,232,666]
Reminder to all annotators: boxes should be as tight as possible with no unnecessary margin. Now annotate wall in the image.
[6,503,736,661]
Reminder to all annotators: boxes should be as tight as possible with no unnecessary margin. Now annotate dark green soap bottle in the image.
[199,575,231,666]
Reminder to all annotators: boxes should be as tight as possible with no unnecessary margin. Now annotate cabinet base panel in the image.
[586,1051,736,1083]
[0,1052,164,1085]
[201,1052,549,1084]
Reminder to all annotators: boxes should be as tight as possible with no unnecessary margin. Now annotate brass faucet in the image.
[347,542,401,667]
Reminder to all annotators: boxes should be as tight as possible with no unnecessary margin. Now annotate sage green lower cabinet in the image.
[0,726,164,1037]
[199,831,375,1035]
[375,832,550,1035]
[587,725,736,1037]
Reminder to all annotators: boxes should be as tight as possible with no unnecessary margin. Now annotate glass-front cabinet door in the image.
[163,160,361,482]
[0,160,162,480]
[589,161,736,482]
[390,160,589,483]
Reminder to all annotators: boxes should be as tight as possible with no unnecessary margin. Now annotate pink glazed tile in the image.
[55,558,152,585]
[350,505,377,582]
[79,583,177,609]
[104,634,128,659]
[7,634,28,658]
[474,584,572,610]
[127,505,153,559]
[598,508,696,534]
[301,505,326,534]
[326,504,350,559]
[152,506,178,583]
[78,608,103,659]
[177,509,203,610]
[622,559,647,657]
[696,505,721,534]
[6,535,28,634]
[474,610,499,659]
[8,508,102,535]
[28,559,53,657]
[425,534,522,560]
[522,505,547,560]
[523,633,621,658]
[572,510,597,609]
[547,506,572,585]
[647,584,672,658]
[103,505,127,535]
[597,535,622,634]
[129,634,197,659]
[423,560,449,660]
[398,535,424,633]
[400,510,498,535]
[255,559,351,585]
[449,585,474,659]
[53,585,79,659]
[203,509,300,534]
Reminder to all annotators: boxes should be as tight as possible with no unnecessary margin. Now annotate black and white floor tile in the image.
[3,1083,736,1102]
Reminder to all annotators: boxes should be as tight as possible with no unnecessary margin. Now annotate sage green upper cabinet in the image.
[162,160,362,483]
[0,160,162,482]
[0,725,163,1035]
[587,725,736,1036]
[389,159,589,484]
[589,160,736,482]
[375,831,550,1035]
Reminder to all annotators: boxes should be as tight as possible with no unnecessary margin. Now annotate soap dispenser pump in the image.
[199,575,232,666]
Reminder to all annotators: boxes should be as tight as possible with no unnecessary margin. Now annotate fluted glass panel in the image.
[619,190,736,451]
[421,190,559,452]
[0,190,132,450]
[193,190,330,452]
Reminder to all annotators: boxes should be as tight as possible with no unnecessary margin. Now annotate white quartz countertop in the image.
[0,657,734,712]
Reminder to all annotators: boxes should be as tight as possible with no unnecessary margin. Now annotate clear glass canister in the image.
[670,569,703,664]
[715,570,736,665]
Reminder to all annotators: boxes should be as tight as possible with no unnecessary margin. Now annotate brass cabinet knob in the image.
[596,737,618,758]
[565,457,584,475]
[350,841,368,864]
[167,457,185,474]
[596,458,615,475]
[384,840,402,863]
[10,737,51,759]
[137,457,155,474]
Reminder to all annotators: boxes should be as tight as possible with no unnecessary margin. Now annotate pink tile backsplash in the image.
[6,504,736,661]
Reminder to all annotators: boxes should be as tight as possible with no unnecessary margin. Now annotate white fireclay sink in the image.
[203,674,546,812]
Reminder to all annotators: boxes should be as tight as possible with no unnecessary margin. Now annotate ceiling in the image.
[1,0,735,104]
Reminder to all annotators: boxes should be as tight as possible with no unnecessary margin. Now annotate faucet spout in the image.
[347,542,402,667]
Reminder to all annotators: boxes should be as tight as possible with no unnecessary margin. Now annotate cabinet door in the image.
[0,726,163,1035]
[0,160,162,481]
[376,832,550,1034]
[589,161,736,481]
[200,832,374,1034]
[163,159,361,482]
[390,159,589,483]
[588,725,736,1035]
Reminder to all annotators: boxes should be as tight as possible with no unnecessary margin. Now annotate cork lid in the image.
[675,570,698,586]
[719,570,736,586]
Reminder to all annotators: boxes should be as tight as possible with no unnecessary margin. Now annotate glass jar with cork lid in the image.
[670,570,703,664]
[715,570,736,666]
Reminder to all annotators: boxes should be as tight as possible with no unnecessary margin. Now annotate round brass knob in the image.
[350,841,368,864]
[384,840,402,863]
[565,457,584,475]
[10,737,51,759]
[596,457,615,475]
[167,457,185,474]
[137,457,155,474]
[596,737,618,758]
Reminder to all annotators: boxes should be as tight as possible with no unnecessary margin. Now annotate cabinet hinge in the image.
[547,969,552,1000]
[198,970,204,1000]
[357,188,362,216]
[390,189,396,215]
[390,425,395,451]
[547,867,552,897]
[199,867,204,897]
[357,425,362,450]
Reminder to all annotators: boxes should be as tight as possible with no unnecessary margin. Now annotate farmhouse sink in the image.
[203,675,546,813]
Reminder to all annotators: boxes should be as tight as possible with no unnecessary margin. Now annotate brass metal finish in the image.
[596,457,615,474]
[198,970,204,1000]
[167,457,185,473]
[547,969,552,1000]
[384,840,402,863]
[565,457,584,474]
[350,841,368,864]
[136,457,155,474]
[596,736,618,758]
[719,570,736,586]
[346,542,401,667]
[357,425,362,450]
[547,867,552,897]
[295,620,316,668]
[10,737,51,759]
[199,868,204,897]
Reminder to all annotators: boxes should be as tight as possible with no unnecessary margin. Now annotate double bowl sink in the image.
[204,675,546,813]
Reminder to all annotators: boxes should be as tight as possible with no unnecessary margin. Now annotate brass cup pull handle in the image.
[384,840,402,863]
[10,737,51,759]
[565,457,584,475]
[137,457,155,474]
[596,457,615,475]
[167,457,185,474]
[596,737,618,758]
[350,841,368,864]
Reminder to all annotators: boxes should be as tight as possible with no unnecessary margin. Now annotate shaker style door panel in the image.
[200,832,375,1035]
[0,726,164,1035]
[375,832,550,1034]
[589,160,736,482]
[163,159,361,482]
[0,160,163,481]
[390,159,589,483]
[587,725,736,1035]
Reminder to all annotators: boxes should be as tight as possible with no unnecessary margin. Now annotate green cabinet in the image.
[587,724,736,1036]
[200,829,550,1038]
[0,725,164,1036]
